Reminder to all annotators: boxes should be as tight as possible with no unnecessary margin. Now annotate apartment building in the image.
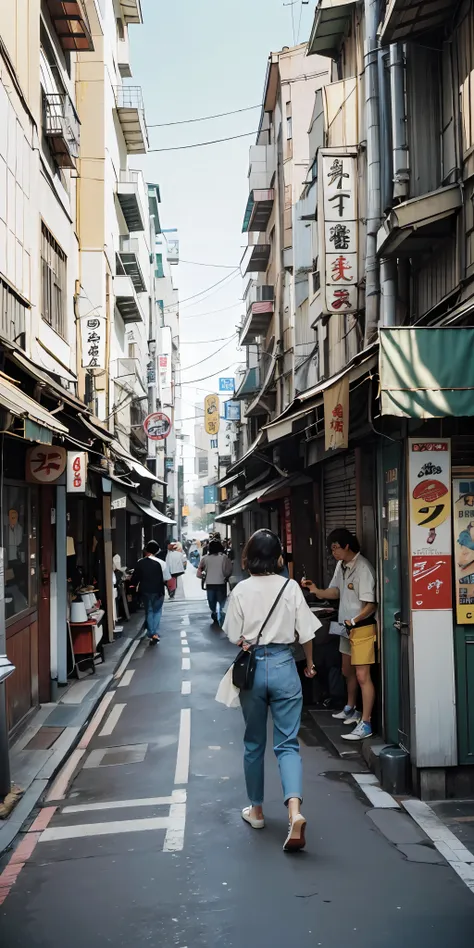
[222,1,474,798]
[0,1,177,749]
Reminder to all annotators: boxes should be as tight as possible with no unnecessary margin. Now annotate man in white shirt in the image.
[302,529,376,741]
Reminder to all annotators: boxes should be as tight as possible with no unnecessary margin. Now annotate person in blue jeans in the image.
[132,541,171,645]
[197,539,233,626]
[223,530,319,852]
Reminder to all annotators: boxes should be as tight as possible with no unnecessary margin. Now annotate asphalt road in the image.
[1,570,474,947]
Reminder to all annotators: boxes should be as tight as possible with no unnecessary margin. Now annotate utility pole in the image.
[0,549,16,799]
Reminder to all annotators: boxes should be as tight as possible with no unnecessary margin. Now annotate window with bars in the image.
[0,278,28,347]
[41,222,67,338]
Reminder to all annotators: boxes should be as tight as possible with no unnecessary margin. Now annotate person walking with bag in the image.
[197,539,233,625]
[132,541,171,645]
[223,529,320,852]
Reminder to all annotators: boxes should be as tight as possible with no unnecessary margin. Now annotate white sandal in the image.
[241,806,265,829]
[283,814,307,852]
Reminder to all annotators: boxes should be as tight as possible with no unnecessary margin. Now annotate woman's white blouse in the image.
[223,575,321,646]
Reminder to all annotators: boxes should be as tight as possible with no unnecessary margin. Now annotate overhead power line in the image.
[148,131,258,153]
[181,361,243,386]
[181,335,238,373]
[182,301,242,320]
[179,259,237,269]
[163,269,239,311]
[147,104,261,128]
[180,333,236,344]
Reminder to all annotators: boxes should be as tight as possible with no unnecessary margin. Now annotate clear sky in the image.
[130,0,315,487]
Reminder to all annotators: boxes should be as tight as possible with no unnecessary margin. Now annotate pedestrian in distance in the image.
[302,528,377,741]
[166,542,187,599]
[223,529,319,852]
[132,541,171,645]
[197,539,233,625]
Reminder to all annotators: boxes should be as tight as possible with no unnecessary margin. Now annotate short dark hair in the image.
[209,540,223,555]
[242,529,282,575]
[145,540,159,555]
[326,528,360,554]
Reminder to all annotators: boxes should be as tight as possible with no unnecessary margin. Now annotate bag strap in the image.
[254,578,290,647]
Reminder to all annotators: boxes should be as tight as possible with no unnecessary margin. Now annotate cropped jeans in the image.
[239,645,303,807]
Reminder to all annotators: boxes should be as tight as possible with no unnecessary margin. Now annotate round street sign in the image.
[144,412,172,441]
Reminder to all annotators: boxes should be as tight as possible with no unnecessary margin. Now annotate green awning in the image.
[380,327,474,418]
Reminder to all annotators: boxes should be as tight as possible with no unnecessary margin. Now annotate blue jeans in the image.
[239,645,303,806]
[142,594,164,637]
[206,584,227,621]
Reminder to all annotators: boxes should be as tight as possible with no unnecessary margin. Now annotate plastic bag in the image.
[215,665,241,709]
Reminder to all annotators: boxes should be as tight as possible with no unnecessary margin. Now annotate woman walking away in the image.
[198,539,233,625]
[166,543,186,599]
[223,529,319,852]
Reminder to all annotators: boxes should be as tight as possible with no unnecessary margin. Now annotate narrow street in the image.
[0,570,473,947]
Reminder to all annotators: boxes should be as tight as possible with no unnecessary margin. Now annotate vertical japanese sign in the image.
[452,476,474,623]
[80,315,106,369]
[67,451,87,493]
[408,440,452,611]
[324,375,349,450]
[204,394,220,435]
[318,150,358,315]
[283,497,293,555]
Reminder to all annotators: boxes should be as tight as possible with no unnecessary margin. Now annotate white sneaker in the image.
[343,709,362,726]
[332,707,361,725]
[341,721,373,742]
[241,806,265,829]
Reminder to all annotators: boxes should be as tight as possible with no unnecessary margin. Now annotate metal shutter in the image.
[323,452,357,582]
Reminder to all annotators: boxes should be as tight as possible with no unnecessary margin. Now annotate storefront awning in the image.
[109,438,166,485]
[0,373,69,443]
[215,478,283,523]
[129,494,176,525]
[262,346,378,444]
[380,327,474,418]
[218,471,243,489]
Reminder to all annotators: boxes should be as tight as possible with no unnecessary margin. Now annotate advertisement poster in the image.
[408,440,452,611]
[453,476,474,623]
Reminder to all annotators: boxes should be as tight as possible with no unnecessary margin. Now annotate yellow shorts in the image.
[347,624,376,666]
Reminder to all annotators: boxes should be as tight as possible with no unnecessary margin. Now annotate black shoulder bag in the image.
[232,579,290,690]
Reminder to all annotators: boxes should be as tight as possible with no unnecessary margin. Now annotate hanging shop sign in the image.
[182,505,190,518]
[283,496,293,555]
[408,440,452,611]
[165,456,174,472]
[318,149,358,316]
[323,375,349,451]
[67,451,87,493]
[224,400,241,421]
[80,315,106,370]
[203,484,217,506]
[204,394,220,435]
[26,445,67,484]
[219,378,234,393]
[452,475,474,623]
[144,412,172,441]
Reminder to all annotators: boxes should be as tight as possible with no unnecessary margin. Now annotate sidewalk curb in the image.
[0,631,143,861]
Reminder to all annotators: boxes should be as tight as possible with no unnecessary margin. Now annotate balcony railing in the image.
[43,93,80,169]
[118,236,147,292]
[114,86,148,155]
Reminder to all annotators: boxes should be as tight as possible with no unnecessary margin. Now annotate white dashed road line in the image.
[182,657,190,671]
[99,703,126,737]
[174,709,191,786]
[118,669,135,688]
[182,647,190,654]
[181,681,191,696]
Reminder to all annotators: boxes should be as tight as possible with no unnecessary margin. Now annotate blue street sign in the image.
[219,377,234,392]
[224,400,241,421]
[203,485,217,505]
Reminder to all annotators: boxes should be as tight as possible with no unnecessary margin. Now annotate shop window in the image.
[3,486,37,621]
[41,222,67,338]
